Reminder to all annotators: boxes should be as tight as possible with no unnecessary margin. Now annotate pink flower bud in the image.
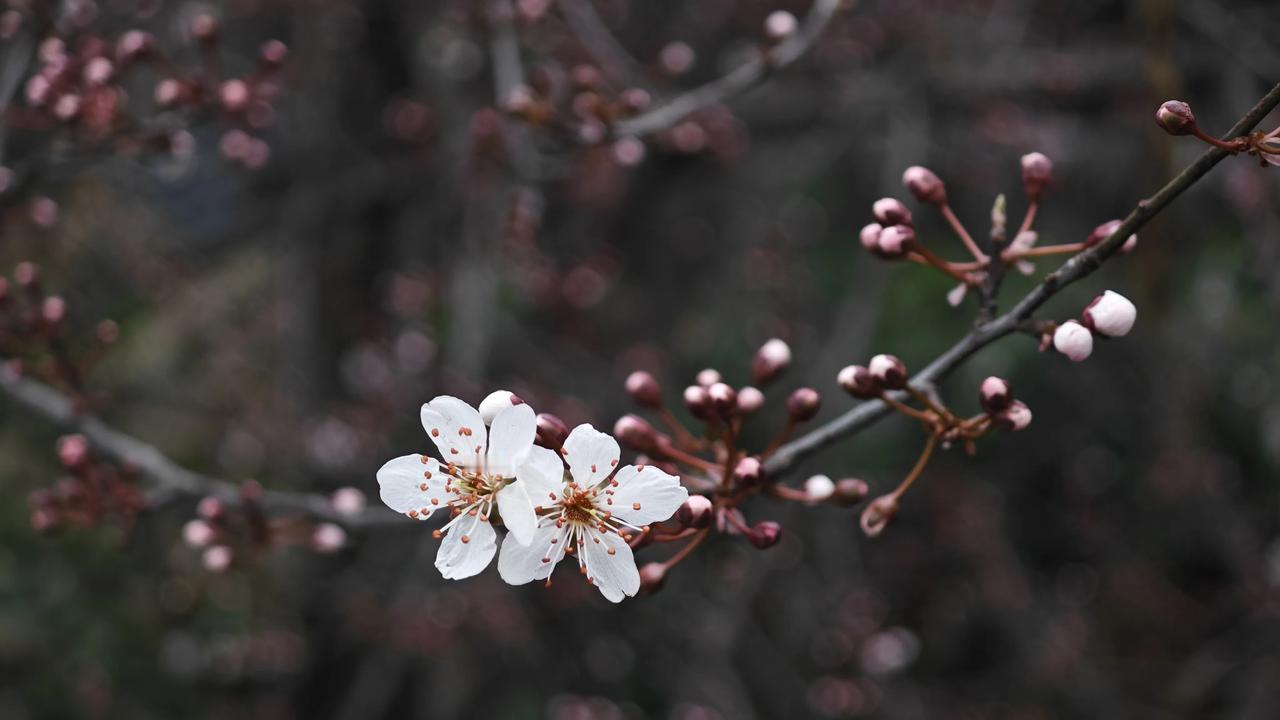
[116,30,155,63]
[831,478,870,507]
[618,87,651,113]
[763,10,797,40]
[57,434,90,469]
[804,474,836,502]
[614,414,659,452]
[1081,290,1136,338]
[182,519,215,548]
[902,166,946,205]
[83,57,113,86]
[861,495,899,537]
[219,79,250,113]
[676,495,714,529]
[311,522,347,553]
[1155,100,1196,136]
[876,225,914,258]
[15,261,40,289]
[752,338,791,386]
[330,487,367,516]
[994,400,1032,431]
[748,521,783,549]
[202,545,233,572]
[535,412,569,450]
[96,319,119,344]
[41,296,67,326]
[259,40,288,68]
[707,382,737,415]
[190,14,221,44]
[978,376,1012,414]
[1052,320,1094,362]
[638,562,667,594]
[30,197,58,229]
[838,364,880,399]
[859,222,883,254]
[1020,152,1053,198]
[683,385,712,419]
[478,389,522,424]
[197,496,226,521]
[868,354,907,390]
[625,370,662,408]
[1085,219,1133,249]
[732,456,764,486]
[696,368,722,386]
[736,386,765,415]
[53,93,81,121]
[872,198,913,227]
[154,78,184,107]
[787,387,821,421]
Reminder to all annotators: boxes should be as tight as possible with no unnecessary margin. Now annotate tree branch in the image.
[765,81,1280,478]
[610,0,843,138]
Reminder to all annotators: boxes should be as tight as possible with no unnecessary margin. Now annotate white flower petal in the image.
[420,396,487,468]
[434,511,498,580]
[485,403,536,476]
[563,424,620,487]
[498,520,565,585]
[495,482,537,545]
[604,464,688,526]
[518,445,567,502]
[946,283,967,307]
[376,454,451,518]
[582,528,639,603]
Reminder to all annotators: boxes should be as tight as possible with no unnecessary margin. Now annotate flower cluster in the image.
[27,433,145,534]
[377,392,688,602]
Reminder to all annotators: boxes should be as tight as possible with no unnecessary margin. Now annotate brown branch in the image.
[764,81,1280,479]
[610,0,843,138]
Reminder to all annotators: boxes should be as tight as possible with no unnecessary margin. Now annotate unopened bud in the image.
[838,364,879,399]
[1052,320,1093,362]
[535,413,569,449]
[638,562,668,594]
[1155,100,1196,136]
[696,368,722,386]
[41,296,66,326]
[197,495,225,521]
[259,40,288,68]
[683,385,712,420]
[57,434,90,469]
[786,387,821,422]
[748,521,783,549]
[868,354,907,390]
[763,10,797,41]
[994,400,1032,431]
[15,261,40,290]
[202,545,233,572]
[96,319,119,344]
[872,198,913,227]
[83,57,113,86]
[752,338,791,386]
[707,382,737,415]
[902,166,946,205]
[311,522,348,553]
[860,494,899,537]
[978,376,1012,414]
[676,495,714,529]
[182,519,215,548]
[803,474,836,502]
[736,386,765,415]
[625,370,662,408]
[859,222,883,254]
[330,487,367,515]
[219,79,250,113]
[478,389,522,425]
[831,478,870,507]
[190,14,221,44]
[116,30,155,63]
[876,225,914,258]
[1081,290,1136,338]
[732,456,764,487]
[1020,152,1053,199]
[614,414,659,452]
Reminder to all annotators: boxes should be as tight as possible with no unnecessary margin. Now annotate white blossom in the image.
[498,424,688,602]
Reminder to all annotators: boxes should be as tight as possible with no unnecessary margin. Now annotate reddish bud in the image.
[872,198,913,227]
[994,400,1032,432]
[57,434,90,469]
[1020,152,1053,199]
[902,166,946,205]
[191,14,221,44]
[732,456,764,487]
[978,376,1012,414]
[535,413,569,450]
[748,521,783,549]
[613,414,659,452]
[639,562,668,594]
[859,222,883,254]
[786,387,821,422]
[625,370,662,408]
[676,495,714,529]
[831,478,870,507]
[240,480,264,503]
[868,354,907,390]
[707,382,737,416]
[838,364,879,399]
[1155,100,1196,136]
[96,319,120,344]
[860,494,899,537]
[83,57,114,86]
[15,262,40,290]
[752,338,792,386]
[683,385,712,420]
[736,386,765,415]
[260,40,288,68]
[116,30,155,63]
[876,224,914,258]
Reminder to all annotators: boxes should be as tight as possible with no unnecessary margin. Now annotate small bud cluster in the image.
[1050,290,1137,363]
[28,434,146,535]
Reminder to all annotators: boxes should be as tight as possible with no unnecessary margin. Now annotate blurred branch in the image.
[610,0,842,137]
[557,0,649,90]
[766,81,1280,478]
[0,361,399,528]
[0,24,37,166]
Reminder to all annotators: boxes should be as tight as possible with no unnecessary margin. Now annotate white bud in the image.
[182,519,215,548]
[202,545,233,572]
[763,10,797,40]
[312,522,348,553]
[804,474,836,502]
[1052,320,1094,362]
[330,487,367,516]
[1082,290,1137,338]
[478,390,520,424]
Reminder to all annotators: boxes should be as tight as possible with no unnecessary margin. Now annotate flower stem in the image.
[890,433,938,500]
[940,203,989,262]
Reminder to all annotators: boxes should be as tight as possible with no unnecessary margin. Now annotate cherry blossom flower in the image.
[376,394,542,580]
[498,424,688,602]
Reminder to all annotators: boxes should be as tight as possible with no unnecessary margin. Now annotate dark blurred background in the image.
[3,0,1280,718]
